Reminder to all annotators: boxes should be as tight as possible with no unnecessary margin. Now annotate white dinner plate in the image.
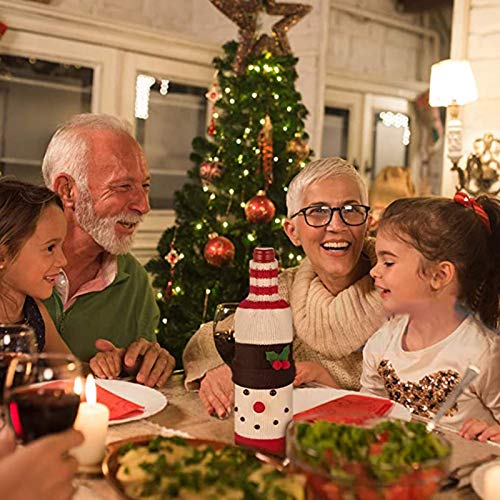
[96,379,167,425]
[293,387,411,421]
[470,458,500,499]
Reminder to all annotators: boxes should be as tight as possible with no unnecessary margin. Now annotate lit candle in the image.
[484,464,500,500]
[72,375,110,466]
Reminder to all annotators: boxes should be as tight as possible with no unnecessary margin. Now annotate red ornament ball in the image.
[199,161,223,181]
[245,190,275,224]
[203,233,235,267]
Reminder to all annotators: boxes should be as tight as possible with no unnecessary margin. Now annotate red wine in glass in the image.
[4,353,82,443]
[9,386,80,443]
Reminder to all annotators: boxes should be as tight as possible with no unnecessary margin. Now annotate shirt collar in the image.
[55,253,118,311]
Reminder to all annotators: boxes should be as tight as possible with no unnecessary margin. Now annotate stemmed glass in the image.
[4,353,82,443]
[0,324,37,424]
[213,302,238,365]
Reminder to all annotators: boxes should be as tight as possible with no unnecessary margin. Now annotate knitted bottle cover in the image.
[232,247,295,455]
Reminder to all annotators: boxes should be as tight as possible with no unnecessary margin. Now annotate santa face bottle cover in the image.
[232,247,295,455]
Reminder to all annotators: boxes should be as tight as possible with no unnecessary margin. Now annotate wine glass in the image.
[213,302,238,365]
[4,353,82,443]
[0,324,37,417]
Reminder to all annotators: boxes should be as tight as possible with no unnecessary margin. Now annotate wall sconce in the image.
[464,133,500,196]
[429,59,478,188]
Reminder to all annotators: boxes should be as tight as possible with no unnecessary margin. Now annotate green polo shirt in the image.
[45,253,159,362]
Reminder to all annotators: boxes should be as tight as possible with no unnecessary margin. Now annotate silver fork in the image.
[439,454,498,491]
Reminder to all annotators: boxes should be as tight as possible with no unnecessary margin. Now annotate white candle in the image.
[72,375,109,466]
[484,464,500,500]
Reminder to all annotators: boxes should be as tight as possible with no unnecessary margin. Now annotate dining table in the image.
[75,372,500,500]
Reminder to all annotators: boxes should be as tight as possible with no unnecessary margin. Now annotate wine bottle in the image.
[232,247,295,456]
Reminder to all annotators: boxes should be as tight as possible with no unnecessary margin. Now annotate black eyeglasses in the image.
[290,204,370,227]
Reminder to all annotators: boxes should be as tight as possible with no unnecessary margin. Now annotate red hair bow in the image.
[453,192,492,234]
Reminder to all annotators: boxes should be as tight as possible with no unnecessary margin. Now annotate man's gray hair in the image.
[286,157,369,217]
[42,113,133,190]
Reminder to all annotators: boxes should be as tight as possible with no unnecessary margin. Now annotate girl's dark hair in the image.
[379,195,500,329]
[0,178,63,261]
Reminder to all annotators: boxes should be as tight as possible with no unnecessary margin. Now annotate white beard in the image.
[74,188,143,255]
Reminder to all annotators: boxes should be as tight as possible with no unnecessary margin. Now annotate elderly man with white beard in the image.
[42,113,175,387]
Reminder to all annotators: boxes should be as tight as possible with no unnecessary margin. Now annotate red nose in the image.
[253,401,265,413]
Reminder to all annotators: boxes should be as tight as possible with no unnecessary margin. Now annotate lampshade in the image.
[429,59,478,107]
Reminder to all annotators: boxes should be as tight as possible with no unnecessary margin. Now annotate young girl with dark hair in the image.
[361,192,500,442]
[0,178,69,352]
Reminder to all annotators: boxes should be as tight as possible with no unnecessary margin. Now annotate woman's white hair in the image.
[286,157,368,217]
[42,113,133,190]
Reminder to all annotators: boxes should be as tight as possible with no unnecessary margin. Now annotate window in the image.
[321,106,349,159]
[0,55,93,183]
[135,78,208,209]
[372,110,411,178]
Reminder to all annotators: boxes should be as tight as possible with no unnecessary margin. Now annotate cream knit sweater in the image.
[183,242,387,391]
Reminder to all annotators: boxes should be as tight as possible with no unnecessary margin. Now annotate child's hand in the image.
[293,361,338,388]
[89,339,125,379]
[459,418,500,442]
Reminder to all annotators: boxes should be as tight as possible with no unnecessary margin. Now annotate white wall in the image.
[327,0,425,81]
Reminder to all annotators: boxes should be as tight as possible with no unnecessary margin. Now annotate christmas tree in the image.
[146,0,312,363]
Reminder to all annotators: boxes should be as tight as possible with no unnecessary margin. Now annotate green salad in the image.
[293,420,451,485]
[116,436,305,499]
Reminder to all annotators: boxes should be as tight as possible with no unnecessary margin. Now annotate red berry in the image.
[272,360,282,370]
[281,360,291,369]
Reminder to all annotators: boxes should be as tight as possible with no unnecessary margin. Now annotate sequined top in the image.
[361,315,500,430]
[23,296,45,352]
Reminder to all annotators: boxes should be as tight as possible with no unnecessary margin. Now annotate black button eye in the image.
[243,389,250,396]
[270,390,276,396]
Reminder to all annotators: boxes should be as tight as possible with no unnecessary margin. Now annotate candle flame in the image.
[74,376,83,396]
[85,374,97,404]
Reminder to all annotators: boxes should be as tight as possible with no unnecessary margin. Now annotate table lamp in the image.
[429,59,478,175]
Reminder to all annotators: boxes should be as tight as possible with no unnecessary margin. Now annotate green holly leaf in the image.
[266,351,279,362]
[278,345,290,361]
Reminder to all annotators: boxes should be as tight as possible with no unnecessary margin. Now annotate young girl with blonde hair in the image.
[361,192,500,442]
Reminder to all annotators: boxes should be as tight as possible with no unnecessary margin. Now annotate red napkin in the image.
[294,394,393,425]
[95,384,145,421]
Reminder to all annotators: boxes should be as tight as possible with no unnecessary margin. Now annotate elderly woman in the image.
[183,157,387,417]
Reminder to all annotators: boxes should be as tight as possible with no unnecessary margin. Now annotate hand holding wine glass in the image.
[0,427,83,500]
[4,353,82,443]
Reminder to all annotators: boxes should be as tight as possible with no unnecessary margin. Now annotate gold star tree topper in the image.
[209,0,312,74]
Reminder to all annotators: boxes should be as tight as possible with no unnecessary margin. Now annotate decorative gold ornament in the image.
[462,133,500,196]
[258,115,274,185]
[208,0,312,74]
